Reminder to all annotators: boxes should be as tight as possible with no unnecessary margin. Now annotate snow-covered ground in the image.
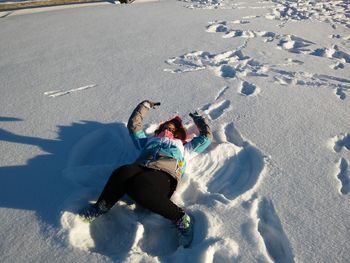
[0,0,349,262]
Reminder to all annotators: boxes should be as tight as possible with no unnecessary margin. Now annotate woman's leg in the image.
[126,170,184,222]
[95,164,144,210]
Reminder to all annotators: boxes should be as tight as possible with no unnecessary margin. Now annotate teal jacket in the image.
[127,101,212,181]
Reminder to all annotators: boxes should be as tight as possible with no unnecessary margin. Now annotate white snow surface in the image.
[1,0,350,262]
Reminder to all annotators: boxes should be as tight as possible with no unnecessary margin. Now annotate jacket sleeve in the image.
[185,114,212,159]
[127,101,151,149]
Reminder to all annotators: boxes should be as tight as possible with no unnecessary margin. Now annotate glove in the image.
[150,101,161,108]
[189,111,211,138]
[190,110,211,126]
[143,100,161,109]
[189,111,201,120]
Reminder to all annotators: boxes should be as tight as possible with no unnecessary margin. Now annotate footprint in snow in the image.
[239,81,260,96]
[310,45,350,64]
[252,197,295,263]
[207,19,350,68]
[276,35,314,54]
[206,21,229,33]
[332,62,345,70]
[335,158,350,195]
[332,133,350,153]
[183,22,350,101]
[203,100,231,120]
[335,88,347,100]
[265,0,350,29]
[216,64,236,78]
[330,134,350,195]
[164,49,263,81]
[270,68,350,100]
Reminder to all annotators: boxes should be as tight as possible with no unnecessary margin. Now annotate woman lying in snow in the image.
[79,100,212,248]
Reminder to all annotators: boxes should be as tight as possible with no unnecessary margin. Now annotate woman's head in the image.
[155,116,187,142]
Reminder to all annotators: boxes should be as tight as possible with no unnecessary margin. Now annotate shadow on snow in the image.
[0,120,133,225]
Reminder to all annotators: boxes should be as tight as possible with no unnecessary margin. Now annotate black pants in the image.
[96,164,184,222]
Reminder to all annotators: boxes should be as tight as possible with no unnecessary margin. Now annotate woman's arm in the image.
[127,100,160,149]
[185,112,213,158]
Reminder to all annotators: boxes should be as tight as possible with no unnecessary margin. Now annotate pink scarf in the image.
[157,130,174,139]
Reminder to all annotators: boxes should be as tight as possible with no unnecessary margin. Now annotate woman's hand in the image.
[189,111,201,120]
[189,111,212,139]
[143,100,161,109]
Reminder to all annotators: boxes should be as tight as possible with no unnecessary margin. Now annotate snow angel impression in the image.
[79,100,212,248]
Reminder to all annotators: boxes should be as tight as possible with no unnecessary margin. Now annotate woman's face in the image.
[164,122,177,133]
[156,119,186,142]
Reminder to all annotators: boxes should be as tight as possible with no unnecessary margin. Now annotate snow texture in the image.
[1,0,350,262]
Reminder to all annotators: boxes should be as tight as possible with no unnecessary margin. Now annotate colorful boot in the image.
[175,213,195,248]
